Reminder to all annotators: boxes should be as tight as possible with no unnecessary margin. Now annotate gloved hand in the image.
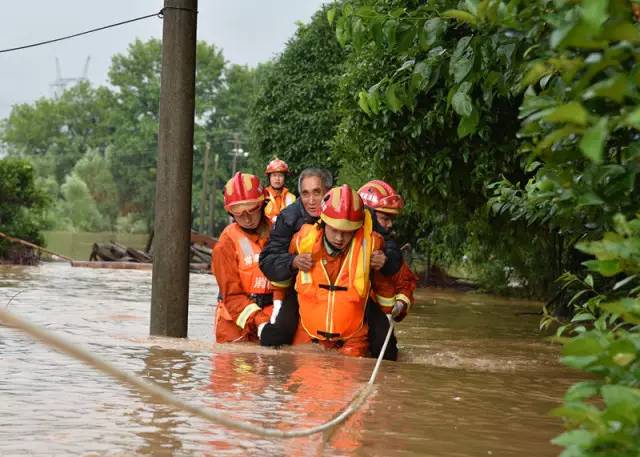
[253,310,271,327]
[248,309,271,337]
[391,300,408,322]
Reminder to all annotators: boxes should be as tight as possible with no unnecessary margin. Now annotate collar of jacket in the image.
[296,199,319,225]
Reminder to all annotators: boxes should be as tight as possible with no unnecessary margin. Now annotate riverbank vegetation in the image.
[0,157,49,264]
[314,0,639,455]
[1,40,256,237]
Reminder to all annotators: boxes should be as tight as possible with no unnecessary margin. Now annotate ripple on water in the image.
[0,262,578,457]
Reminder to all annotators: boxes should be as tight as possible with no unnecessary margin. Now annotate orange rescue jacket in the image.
[292,214,383,342]
[212,222,272,339]
[264,186,296,222]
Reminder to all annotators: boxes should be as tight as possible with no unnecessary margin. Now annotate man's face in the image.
[230,203,263,230]
[324,224,355,251]
[300,176,326,217]
[269,172,285,190]
[375,211,395,231]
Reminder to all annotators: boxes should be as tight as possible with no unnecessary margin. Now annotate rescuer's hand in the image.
[391,300,408,322]
[370,250,386,271]
[249,309,272,338]
[292,253,313,272]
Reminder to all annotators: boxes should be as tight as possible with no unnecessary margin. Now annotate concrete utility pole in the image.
[228,133,248,176]
[199,142,210,233]
[208,153,219,236]
[150,0,198,338]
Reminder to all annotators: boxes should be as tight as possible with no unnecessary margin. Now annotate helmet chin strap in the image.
[236,216,266,234]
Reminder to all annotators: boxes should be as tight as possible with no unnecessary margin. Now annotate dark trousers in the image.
[260,288,299,346]
[365,298,398,361]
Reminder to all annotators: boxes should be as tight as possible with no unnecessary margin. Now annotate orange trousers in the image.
[215,304,273,343]
[292,322,369,357]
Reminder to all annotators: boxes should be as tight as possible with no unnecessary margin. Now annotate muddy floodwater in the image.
[0,262,578,456]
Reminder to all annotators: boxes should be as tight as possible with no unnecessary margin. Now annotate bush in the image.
[0,157,49,262]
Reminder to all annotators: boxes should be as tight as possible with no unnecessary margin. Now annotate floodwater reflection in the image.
[0,262,578,456]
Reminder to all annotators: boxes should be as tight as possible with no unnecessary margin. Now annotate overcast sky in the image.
[0,1,327,119]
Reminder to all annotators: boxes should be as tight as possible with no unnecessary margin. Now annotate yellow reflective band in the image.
[300,271,312,284]
[236,303,260,329]
[271,279,291,288]
[297,225,319,285]
[375,294,396,308]
[395,293,411,306]
[353,210,373,297]
[285,193,296,205]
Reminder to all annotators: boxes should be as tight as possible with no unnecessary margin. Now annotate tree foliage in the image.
[250,8,347,177]
[0,157,49,260]
[107,39,226,225]
[1,82,112,182]
[328,0,552,285]
[0,38,253,235]
[330,0,640,453]
[55,173,108,232]
[193,63,259,234]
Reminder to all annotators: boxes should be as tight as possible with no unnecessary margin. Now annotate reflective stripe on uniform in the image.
[285,192,296,205]
[395,293,411,306]
[271,279,291,288]
[238,237,254,264]
[236,303,260,329]
[375,294,396,308]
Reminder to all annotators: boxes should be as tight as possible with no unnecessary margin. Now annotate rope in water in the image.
[0,307,394,438]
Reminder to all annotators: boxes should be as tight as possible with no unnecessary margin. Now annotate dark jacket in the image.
[259,199,317,282]
[259,200,402,281]
[368,207,403,277]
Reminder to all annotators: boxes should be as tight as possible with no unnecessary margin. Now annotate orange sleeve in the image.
[372,232,384,251]
[394,261,418,306]
[371,259,417,314]
[212,233,256,325]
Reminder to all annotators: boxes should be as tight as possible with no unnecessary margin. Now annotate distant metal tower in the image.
[50,56,90,98]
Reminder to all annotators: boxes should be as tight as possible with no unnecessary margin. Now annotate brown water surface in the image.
[0,262,577,456]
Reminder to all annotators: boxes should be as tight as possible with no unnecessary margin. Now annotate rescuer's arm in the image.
[390,262,418,322]
[213,237,270,333]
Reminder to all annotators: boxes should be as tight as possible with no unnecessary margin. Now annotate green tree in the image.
[0,158,49,262]
[250,8,347,176]
[1,82,112,182]
[329,0,540,284]
[54,173,108,232]
[107,39,226,227]
[72,148,119,228]
[193,64,259,233]
[490,1,640,451]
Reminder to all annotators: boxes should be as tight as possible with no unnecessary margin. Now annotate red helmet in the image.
[320,184,364,231]
[265,158,289,175]
[223,172,264,211]
[357,180,404,214]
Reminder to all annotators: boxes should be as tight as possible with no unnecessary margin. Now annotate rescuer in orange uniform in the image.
[359,180,418,359]
[263,158,296,223]
[288,184,386,357]
[212,172,274,343]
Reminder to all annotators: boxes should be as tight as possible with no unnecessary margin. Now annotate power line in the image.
[0,7,197,54]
